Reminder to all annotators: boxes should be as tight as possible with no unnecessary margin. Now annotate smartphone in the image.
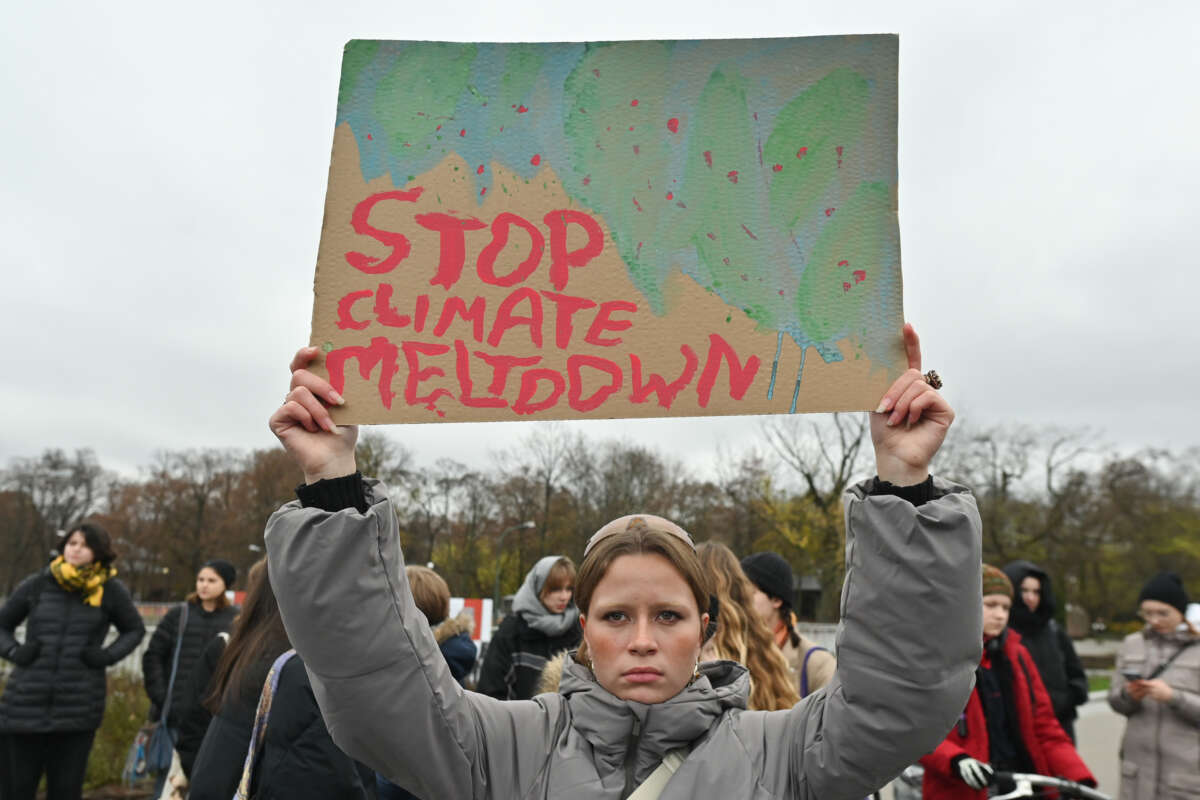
[1121,669,1143,682]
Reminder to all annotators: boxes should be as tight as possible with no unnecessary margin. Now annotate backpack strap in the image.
[159,602,189,730]
[800,645,830,698]
[1146,638,1198,681]
[233,649,297,800]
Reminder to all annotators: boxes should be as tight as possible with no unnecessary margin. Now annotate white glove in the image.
[954,757,994,790]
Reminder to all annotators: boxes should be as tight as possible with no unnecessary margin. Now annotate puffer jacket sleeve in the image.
[99,580,146,664]
[143,605,180,712]
[745,476,982,800]
[1107,635,1143,716]
[0,574,38,657]
[1055,623,1089,709]
[265,479,564,800]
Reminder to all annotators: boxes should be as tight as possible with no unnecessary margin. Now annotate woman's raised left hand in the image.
[269,346,359,483]
[870,324,954,485]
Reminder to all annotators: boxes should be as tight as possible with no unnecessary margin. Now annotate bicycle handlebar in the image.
[990,771,1111,800]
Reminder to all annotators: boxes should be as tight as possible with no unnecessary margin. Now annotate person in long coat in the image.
[0,523,145,800]
[1109,572,1200,800]
[261,328,984,800]
[1002,560,1089,741]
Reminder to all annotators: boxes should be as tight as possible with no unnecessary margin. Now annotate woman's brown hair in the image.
[204,558,290,712]
[539,557,576,601]
[574,516,709,667]
[406,566,451,626]
[697,542,801,710]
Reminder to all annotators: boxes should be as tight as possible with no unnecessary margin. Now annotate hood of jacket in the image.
[1003,559,1057,632]
[557,653,749,784]
[432,610,474,645]
[512,555,580,637]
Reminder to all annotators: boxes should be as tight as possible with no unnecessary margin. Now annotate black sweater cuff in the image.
[868,474,935,506]
[295,472,369,514]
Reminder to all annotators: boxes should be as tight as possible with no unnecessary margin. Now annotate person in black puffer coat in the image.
[1002,560,1089,741]
[142,559,238,733]
[190,558,374,800]
[377,566,478,800]
[477,555,580,701]
[0,523,146,800]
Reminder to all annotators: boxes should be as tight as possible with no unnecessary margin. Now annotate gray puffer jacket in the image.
[266,476,982,800]
[1108,627,1200,800]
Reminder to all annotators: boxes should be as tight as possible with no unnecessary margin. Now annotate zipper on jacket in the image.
[621,717,643,799]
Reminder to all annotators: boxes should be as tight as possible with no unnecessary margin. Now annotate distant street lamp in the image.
[493,520,536,621]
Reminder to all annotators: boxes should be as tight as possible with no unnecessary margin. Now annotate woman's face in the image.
[749,587,781,627]
[982,594,1011,639]
[195,567,227,601]
[62,530,95,568]
[540,581,573,615]
[1139,599,1183,634]
[1020,576,1041,612]
[580,552,707,704]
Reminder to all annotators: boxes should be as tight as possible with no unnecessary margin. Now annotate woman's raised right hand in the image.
[269,346,358,484]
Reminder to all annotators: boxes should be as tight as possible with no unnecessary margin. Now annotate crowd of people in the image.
[0,329,1196,800]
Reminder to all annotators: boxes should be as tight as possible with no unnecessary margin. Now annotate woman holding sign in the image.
[264,324,983,800]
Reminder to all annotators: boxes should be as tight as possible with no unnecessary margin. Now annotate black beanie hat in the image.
[1138,572,1188,615]
[740,552,794,607]
[201,559,237,590]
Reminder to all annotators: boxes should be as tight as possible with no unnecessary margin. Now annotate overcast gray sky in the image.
[3,0,1197,479]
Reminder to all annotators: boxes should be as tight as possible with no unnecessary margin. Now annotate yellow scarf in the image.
[49,556,116,607]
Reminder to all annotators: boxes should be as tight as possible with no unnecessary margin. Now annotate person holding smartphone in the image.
[1109,572,1200,800]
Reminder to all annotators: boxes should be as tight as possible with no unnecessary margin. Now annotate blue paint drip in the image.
[767,331,783,399]
[789,348,807,413]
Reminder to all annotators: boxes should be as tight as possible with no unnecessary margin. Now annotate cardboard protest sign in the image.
[311,36,904,423]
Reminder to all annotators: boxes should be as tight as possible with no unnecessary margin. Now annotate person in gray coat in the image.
[1108,572,1200,800]
[265,325,982,800]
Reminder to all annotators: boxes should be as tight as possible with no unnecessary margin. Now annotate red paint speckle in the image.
[740,223,757,240]
[517,105,529,113]
[666,191,673,200]
[480,187,487,196]
[583,175,591,186]
[630,99,639,107]
[477,164,485,174]
[667,117,679,133]
[592,68,600,78]
[703,151,713,168]
[633,144,640,155]
[838,260,849,267]
[853,270,866,284]
[629,126,634,131]
[436,124,442,130]
[836,145,843,167]
[500,126,504,132]
[779,290,785,296]
[796,146,808,159]
[825,208,836,217]
[632,197,643,212]
[366,133,373,140]
[843,282,852,293]
[727,170,739,184]
[706,232,716,240]
[722,257,731,265]
[772,163,782,172]
[459,129,466,137]
[530,154,541,165]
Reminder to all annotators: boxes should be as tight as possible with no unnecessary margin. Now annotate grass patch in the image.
[1088,673,1111,692]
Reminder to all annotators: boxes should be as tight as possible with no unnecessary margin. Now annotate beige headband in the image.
[583,514,696,557]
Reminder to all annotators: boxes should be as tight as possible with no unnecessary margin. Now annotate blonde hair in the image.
[697,542,801,711]
[574,516,709,669]
[406,566,451,626]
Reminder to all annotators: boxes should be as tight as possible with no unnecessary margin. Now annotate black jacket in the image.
[189,654,374,800]
[176,632,228,777]
[142,600,237,729]
[1002,560,1089,726]
[0,569,145,733]
[476,612,580,700]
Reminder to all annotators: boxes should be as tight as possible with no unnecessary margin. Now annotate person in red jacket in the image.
[920,565,1096,799]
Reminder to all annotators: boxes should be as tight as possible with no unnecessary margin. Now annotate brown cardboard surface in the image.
[311,38,906,424]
